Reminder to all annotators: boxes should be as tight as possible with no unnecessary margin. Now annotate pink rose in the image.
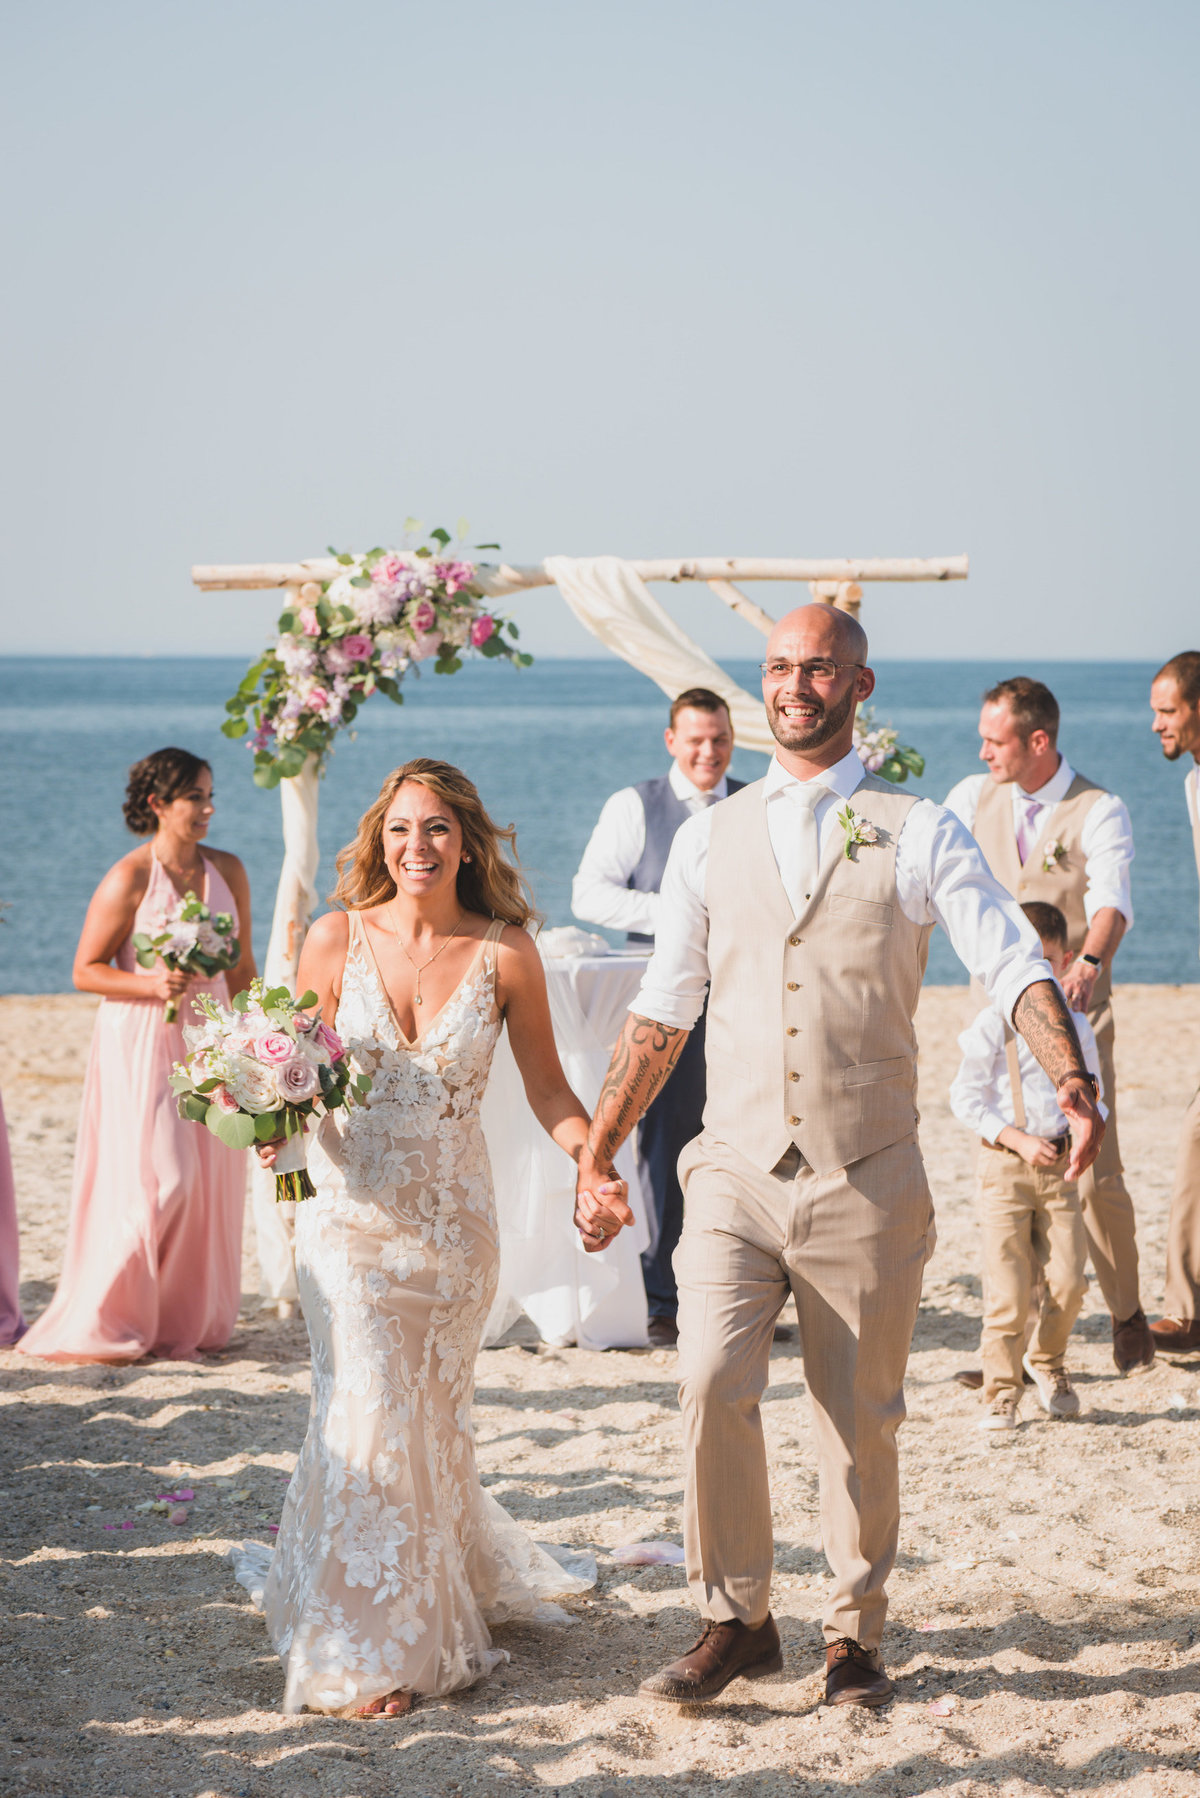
[255,1031,296,1065]
[410,598,436,634]
[299,606,321,637]
[410,629,443,663]
[470,614,496,647]
[315,1020,345,1063]
[373,554,405,586]
[211,1085,241,1114]
[307,686,330,716]
[340,633,374,662]
[278,1056,320,1100]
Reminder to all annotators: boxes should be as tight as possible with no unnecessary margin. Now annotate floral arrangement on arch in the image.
[223,526,530,787]
[853,706,924,784]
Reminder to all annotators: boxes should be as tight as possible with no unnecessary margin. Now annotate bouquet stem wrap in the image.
[273,1126,315,1204]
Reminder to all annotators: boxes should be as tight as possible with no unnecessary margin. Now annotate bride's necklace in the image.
[388,905,467,1007]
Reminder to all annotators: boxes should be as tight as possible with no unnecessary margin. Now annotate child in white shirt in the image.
[950,901,1106,1434]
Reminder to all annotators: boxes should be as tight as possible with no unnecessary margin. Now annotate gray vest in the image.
[626,773,745,946]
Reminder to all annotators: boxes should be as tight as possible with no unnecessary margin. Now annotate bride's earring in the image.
[462,854,472,863]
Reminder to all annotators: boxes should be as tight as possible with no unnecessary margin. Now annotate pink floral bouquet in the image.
[133,890,240,1023]
[169,978,370,1201]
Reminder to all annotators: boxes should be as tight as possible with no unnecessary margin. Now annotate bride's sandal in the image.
[352,1690,414,1718]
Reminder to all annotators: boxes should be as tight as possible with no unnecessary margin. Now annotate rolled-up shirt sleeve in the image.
[897,800,1055,1022]
[1079,794,1134,927]
[629,812,711,1031]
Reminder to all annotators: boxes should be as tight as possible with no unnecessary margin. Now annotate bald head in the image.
[766,603,869,667]
[761,603,875,771]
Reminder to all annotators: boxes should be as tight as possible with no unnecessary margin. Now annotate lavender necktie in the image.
[1016,794,1043,866]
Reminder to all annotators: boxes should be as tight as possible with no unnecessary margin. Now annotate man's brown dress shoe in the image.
[647,1317,679,1348]
[1112,1307,1156,1374]
[639,1616,782,1703]
[1149,1315,1200,1354]
[824,1637,895,1707]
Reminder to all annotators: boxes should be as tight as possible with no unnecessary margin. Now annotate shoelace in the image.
[830,1636,872,1666]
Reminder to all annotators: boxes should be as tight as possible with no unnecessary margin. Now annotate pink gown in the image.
[18,853,246,1363]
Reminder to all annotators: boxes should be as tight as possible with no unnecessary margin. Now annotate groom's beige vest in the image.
[973,772,1111,1007]
[704,776,930,1178]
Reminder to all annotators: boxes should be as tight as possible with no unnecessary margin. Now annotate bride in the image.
[233,759,631,1717]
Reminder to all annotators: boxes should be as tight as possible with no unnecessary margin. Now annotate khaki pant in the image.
[1077,994,1142,1321]
[976,1142,1087,1401]
[1163,1083,1200,1323]
[674,1130,934,1653]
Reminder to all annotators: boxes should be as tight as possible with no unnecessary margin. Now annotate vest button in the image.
[789,935,802,946]
[788,1116,801,1127]
[789,1071,800,1081]
[786,981,799,991]
[786,1026,798,1036]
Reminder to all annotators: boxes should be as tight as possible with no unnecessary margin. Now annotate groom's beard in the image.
[1160,741,1184,762]
[768,681,857,754]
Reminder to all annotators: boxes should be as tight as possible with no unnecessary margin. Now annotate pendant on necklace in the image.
[414,994,423,1005]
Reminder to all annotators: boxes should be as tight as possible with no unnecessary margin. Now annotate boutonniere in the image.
[836,804,882,860]
[1041,839,1067,873]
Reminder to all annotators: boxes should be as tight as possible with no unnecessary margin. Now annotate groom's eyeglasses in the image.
[760,659,864,684]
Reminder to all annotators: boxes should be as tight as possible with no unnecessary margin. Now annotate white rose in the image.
[226,1058,281,1114]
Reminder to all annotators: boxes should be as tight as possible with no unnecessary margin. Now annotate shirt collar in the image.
[764,747,865,800]
[670,761,728,803]
[1018,755,1074,806]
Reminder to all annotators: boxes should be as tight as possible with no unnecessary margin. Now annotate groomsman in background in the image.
[573,689,743,1347]
[945,676,1155,1375]
[1149,652,1200,1354]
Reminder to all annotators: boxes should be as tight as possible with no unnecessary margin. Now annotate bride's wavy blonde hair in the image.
[330,759,536,927]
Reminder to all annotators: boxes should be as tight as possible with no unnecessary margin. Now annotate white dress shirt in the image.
[634,749,1055,1032]
[943,759,1134,927]
[950,986,1106,1143]
[572,762,730,938]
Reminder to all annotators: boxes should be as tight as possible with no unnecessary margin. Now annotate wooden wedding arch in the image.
[192,552,968,991]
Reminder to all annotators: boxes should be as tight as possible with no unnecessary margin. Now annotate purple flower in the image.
[278,1056,320,1100]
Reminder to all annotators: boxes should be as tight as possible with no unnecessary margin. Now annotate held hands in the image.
[1058,1077,1105,1182]
[997,1126,1067,1170]
[574,1148,635,1253]
[1060,959,1098,1012]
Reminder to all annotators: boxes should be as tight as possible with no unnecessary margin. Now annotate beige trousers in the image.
[674,1130,934,1653]
[976,1142,1087,1400]
[1163,1083,1200,1323]
[1077,994,1142,1322]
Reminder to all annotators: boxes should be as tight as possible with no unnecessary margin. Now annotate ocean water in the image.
[1,657,1196,994]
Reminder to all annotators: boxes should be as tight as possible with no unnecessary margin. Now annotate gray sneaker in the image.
[978,1392,1021,1435]
[1022,1354,1081,1419]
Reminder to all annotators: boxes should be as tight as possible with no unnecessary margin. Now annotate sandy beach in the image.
[2,984,1199,1798]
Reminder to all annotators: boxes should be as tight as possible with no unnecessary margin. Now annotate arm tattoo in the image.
[588,1012,689,1165]
[1012,979,1087,1087]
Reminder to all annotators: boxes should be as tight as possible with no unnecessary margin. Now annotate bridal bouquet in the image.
[170,979,370,1201]
[133,891,240,1023]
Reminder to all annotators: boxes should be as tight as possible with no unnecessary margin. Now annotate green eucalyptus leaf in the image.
[295,989,318,1009]
[222,717,249,739]
[430,527,451,548]
[255,1110,284,1142]
[208,1107,257,1151]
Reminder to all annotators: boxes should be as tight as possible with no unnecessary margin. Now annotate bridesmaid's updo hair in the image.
[123,747,211,836]
[331,759,536,928]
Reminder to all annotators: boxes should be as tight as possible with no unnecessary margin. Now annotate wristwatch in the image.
[1057,1071,1100,1097]
[1080,953,1102,969]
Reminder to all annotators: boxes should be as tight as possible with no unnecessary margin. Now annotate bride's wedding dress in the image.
[231,913,588,1713]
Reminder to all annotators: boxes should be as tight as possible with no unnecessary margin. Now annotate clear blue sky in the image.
[3,1,1197,661]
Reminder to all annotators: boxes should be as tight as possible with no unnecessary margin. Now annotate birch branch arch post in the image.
[193,551,968,993]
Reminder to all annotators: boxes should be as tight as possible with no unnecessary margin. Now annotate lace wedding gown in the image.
[231,914,589,1713]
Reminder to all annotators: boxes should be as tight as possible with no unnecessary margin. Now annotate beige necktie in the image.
[779,781,827,913]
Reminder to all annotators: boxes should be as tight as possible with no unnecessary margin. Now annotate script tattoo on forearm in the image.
[1013,979,1087,1087]
[588,1013,689,1165]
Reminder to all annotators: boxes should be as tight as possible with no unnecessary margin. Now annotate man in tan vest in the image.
[944,677,1154,1376]
[1149,651,1200,1354]
[572,606,1103,1710]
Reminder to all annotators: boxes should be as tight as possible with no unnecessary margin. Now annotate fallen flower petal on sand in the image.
[611,1541,685,1566]
[167,1506,189,1524]
[929,1696,959,1716]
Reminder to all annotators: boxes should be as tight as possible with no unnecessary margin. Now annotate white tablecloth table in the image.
[480,951,651,1350]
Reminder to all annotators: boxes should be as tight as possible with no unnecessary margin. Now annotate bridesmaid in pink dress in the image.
[19,747,256,1364]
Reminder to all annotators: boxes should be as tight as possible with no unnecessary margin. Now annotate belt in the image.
[983,1134,1069,1160]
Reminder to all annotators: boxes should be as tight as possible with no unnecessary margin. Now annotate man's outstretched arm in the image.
[1012,978,1105,1181]
[574,1012,689,1252]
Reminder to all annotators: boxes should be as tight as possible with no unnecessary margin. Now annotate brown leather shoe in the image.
[1113,1307,1156,1374]
[1149,1315,1200,1354]
[825,1637,895,1707]
[639,1615,782,1703]
[647,1316,679,1348]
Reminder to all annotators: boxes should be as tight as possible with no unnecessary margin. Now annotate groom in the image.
[575,604,1104,1708]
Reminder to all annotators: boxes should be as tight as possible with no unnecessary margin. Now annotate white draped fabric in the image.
[481,953,651,1351]
[540,555,776,755]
